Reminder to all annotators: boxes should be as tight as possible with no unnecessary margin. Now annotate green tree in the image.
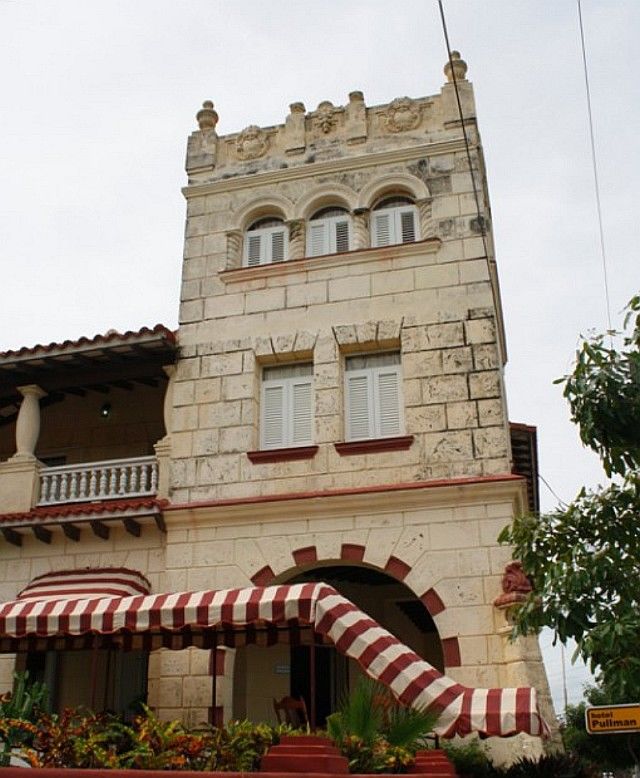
[499,295,640,701]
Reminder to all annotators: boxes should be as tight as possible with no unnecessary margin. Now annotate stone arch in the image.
[245,528,463,672]
[356,172,430,210]
[232,193,295,231]
[293,182,358,221]
[250,542,461,670]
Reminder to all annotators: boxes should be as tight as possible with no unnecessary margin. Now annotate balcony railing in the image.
[38,456,158,506]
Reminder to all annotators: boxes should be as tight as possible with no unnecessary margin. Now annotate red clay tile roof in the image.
[0,324,176,360]
[0,497,168,525]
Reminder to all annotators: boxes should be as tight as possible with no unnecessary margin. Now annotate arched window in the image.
[371,196,419,247]
[244,217,288,267]
[306,207,351,257]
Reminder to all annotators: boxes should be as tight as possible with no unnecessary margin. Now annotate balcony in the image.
[38,455,158,506]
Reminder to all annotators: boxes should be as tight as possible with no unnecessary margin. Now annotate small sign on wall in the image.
[274,664,291,675]
[585,704,640,734]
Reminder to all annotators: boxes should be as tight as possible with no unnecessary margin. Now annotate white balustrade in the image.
[38,456,158,506]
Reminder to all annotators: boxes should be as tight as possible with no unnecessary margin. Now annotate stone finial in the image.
[444,51,468,83]
[196,100,218,131]
[349,90,364,104]
[289,102,306,114]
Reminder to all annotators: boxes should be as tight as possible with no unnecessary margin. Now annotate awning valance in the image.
[0,581,548,740]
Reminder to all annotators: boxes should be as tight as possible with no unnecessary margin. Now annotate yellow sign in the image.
[585,704,640,734]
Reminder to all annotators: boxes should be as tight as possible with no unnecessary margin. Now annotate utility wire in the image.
[577,0,613,335]
[436,0,490,264]
[539,473,569,509]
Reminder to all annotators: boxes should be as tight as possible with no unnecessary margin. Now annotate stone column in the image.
[154,365,176,498]
[226,230,243,269]
[287,219,305,260]
[352,208,370,250]
[416,197,434,240]
[14,385,46,459]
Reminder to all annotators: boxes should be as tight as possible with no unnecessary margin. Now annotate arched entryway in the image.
[233,562,444,726]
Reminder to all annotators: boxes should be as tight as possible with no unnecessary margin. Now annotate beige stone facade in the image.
[0,54,555,760]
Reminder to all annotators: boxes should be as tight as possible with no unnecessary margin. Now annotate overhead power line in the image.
[577,0,613,335]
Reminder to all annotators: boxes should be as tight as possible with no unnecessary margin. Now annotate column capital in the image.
[17,384,47,400]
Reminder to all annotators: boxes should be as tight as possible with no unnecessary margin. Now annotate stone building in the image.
[0,53,554,756]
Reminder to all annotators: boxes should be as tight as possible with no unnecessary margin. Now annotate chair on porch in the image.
[273,695,309,729]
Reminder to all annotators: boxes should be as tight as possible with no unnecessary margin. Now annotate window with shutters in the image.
[243,217,288,267]
[306,207,351,257]
[370,196,419,248]
[344,352,403,441]
[261,363,314,449]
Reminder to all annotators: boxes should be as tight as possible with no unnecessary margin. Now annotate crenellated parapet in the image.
[186,53,476,181]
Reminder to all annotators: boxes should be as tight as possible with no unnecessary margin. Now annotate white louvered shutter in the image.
[376,369,401,437]
[271,230,285,262]
[399,209,417,243]
[346,374,372,440]
[334,220,350,253]
[291,381,313,444]
[246,234,263,266]
[262,384,285,448]
[308,222,326,257]
[372,211,392,247]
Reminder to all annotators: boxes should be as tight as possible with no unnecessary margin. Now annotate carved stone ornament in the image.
[444,50,468,83]
[493,561,533,609]
[196,100,218,131]
[385,97,421,133]
[502,561,533,594]
[315,101,337,134]
[236,125,269,160]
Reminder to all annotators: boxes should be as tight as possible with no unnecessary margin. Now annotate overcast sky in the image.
[1,0,637,712]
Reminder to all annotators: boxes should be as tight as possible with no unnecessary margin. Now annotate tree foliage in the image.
[499,295,640,701]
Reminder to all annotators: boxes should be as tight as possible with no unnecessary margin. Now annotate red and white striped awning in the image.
[17,568,151,602]
[0,581,548,739]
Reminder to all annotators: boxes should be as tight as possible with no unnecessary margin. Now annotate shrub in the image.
[0,671,49,766]
[443,738,498,777]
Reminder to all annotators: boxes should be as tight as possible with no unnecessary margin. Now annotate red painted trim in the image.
[384,556,412,581]
[165,474,522,513]
[0,324,176,360]
[0,497,168,525]
[420,588,446,617]
[334,435,414,456]
[340,543,365,562]
[292,546,318,565]
[442,636,462,667]
[214,647,226,676]
[246,445,319,464]
[251,566,276,587]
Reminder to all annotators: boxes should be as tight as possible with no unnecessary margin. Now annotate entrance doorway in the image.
[284,564,444,727]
